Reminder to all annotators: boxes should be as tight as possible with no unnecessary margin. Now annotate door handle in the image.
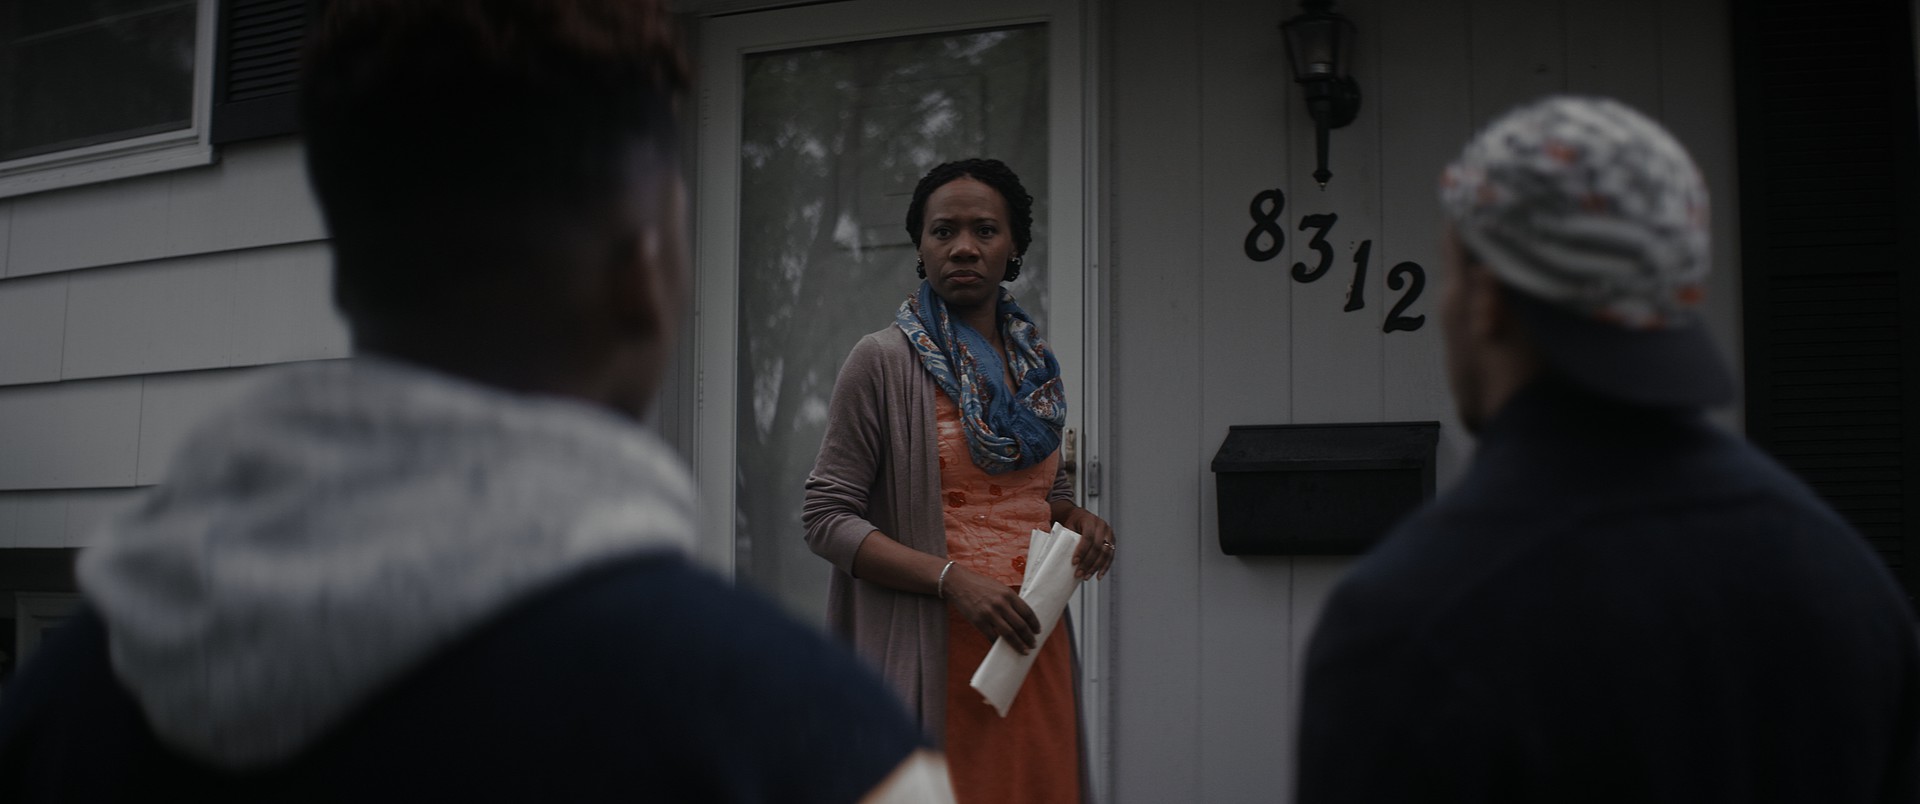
[1062,427,1078,504]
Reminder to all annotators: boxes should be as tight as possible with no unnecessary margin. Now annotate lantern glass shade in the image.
[1281,7,1355,82]
[1279,0,1362,187]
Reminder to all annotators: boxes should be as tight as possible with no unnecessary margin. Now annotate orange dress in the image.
[935,392,1081,804]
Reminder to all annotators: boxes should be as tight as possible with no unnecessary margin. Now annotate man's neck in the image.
[353,332,641,421]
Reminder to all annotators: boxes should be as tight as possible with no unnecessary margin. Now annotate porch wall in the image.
[0,0,1749,795]
[1103,0,1740,800]
[0,139,343,558]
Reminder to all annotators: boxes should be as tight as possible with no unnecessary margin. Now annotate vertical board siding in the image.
[1658,0,1745,432]
[1104,0,1742,800]
[1378,0,1469,482]
[1566,0,1663,108]
[1110,0,1206,800]
[1292,0,1390,791]
[1195,0,1298,798]
[1276,4,1388,795]
[0,275,68,386]
[1467,0,1567,125]
[1286,0,1385,427]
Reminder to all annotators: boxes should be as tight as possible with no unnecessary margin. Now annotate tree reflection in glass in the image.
[736,26,1049,624]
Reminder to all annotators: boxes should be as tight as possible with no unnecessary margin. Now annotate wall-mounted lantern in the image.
[1281,0,1361,189]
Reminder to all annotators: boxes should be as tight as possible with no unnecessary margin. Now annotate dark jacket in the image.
[1297,379,1920,803]
[0,554,925,802]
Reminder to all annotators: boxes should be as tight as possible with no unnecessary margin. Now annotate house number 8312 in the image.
[1243,188,1426,334]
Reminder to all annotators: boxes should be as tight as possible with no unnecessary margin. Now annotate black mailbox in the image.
[1210,421,1440,555]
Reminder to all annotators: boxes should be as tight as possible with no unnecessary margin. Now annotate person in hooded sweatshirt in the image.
[0,1,951,801]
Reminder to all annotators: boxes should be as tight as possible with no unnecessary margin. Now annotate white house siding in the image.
[1105,0,1741,801]
[0,0,1754,794]
[0,137,344,558]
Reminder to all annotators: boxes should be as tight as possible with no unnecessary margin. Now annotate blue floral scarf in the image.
[896,281,1066,474]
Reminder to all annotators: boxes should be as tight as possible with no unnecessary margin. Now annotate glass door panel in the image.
[695,2,1102,794]
[734,27,1050,623]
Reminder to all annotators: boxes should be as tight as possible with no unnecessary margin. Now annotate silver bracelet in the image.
[936,560,956,599]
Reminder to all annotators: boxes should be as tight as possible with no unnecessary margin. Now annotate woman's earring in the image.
[1006,254,1024,282]
[915,257,926,279]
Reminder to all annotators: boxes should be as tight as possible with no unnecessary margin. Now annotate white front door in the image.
[692,0,1105,794]
[694,0,1094,610]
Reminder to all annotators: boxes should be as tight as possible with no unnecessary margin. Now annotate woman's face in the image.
[918,176,1016,312]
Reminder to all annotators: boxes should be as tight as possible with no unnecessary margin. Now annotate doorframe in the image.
[687,1,1110,797]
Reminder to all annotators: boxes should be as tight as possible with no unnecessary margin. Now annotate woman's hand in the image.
[944,565,1041,654]
[1054,502,1116,580]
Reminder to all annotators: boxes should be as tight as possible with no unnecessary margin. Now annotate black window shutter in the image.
[1732,0,1920,604]
[210,0,314,145]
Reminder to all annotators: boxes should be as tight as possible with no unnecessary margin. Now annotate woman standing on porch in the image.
[803,159,1115,802]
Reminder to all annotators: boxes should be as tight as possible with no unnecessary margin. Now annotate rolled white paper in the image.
[1021,527,1052,589]
[969,523,1084,717]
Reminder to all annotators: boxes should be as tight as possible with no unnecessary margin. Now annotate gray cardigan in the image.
[802,325,1072,735]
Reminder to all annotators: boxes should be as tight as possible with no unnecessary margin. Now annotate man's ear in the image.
[603,223,675,340]
[592,152,689,344]
[1468,263,1524,347]
[1468,263,1547,381]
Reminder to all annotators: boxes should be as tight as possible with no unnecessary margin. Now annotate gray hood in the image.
[77,357,697,769]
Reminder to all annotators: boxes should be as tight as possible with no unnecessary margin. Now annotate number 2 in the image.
[1383,262,1427,333]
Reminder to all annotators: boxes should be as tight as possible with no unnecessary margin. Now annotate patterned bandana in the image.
[1440,95,1711,331]
[896,281,1066,474]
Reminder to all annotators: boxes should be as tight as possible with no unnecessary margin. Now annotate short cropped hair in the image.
[904,158,1035,280]
[301,0,691,319]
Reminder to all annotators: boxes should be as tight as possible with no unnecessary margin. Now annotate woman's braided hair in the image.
[904,158,1035,281]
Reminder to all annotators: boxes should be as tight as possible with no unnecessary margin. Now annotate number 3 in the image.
[1292,213,1338,282]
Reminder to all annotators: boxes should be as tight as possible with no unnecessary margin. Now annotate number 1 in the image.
[1344,240,1371,312]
